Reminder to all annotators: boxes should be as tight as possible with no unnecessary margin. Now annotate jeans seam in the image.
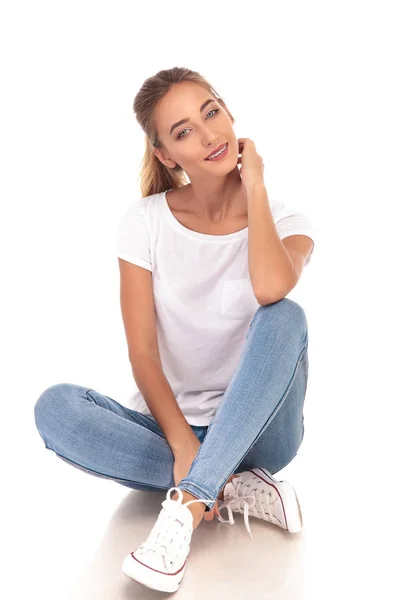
[55,451,168,490]
[178,481,216,505]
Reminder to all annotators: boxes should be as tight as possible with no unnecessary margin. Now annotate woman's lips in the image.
[205,143,229,161]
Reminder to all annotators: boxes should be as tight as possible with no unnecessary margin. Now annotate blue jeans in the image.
[33,298,308,511]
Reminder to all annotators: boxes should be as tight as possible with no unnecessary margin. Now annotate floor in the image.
[18,405,395,600]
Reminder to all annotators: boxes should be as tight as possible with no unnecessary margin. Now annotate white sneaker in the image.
[122,487,210,593]
[217,468,303,539]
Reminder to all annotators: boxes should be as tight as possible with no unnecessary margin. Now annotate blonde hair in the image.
[133,66,225,198]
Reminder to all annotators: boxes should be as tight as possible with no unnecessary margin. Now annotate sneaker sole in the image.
[251,468,303,533]
[122,551,186,593]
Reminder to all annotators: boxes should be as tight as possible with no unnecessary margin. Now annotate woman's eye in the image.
[177,108,220,139]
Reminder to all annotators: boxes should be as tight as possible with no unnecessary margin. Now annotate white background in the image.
[1,0,399,598]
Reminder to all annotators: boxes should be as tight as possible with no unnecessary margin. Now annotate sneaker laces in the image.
[218,476,276,540]
[135,487,211,567]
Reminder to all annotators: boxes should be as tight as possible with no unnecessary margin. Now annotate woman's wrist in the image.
[171,432,201,457]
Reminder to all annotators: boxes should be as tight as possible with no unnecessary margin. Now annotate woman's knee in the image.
[253,298,308,343]
[263,297,306,324]
[33,383,81,431]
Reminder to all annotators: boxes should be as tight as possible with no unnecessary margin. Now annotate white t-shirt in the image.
[116,189,315,426]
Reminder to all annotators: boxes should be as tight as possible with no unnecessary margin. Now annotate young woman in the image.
[34,66,315,593]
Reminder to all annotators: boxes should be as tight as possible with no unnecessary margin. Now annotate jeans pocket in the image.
[221,277,257,320]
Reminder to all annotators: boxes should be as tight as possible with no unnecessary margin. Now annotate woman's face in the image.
[153,81,238,179]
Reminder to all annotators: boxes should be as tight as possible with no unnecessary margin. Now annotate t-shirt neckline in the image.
[161,189,248,242]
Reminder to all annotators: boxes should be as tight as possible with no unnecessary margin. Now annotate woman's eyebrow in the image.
[169,98,216,136]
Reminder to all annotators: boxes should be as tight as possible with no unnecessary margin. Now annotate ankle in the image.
[218,474,239,500]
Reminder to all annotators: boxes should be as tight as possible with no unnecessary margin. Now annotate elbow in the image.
[255,277,297,306]
[256,292,285,306]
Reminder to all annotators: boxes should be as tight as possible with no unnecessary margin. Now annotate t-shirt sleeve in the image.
[115,200,152,272]
[271,197,316,267]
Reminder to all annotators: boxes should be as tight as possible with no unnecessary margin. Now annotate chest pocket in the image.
[221,277,258,320]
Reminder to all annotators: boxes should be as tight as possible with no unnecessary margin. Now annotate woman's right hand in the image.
[172,436,202,489]
[172,437,222,522]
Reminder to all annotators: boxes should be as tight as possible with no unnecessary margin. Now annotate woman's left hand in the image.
[237,137,265,193]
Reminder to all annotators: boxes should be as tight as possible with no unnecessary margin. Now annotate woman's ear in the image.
[153,147,176,169]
